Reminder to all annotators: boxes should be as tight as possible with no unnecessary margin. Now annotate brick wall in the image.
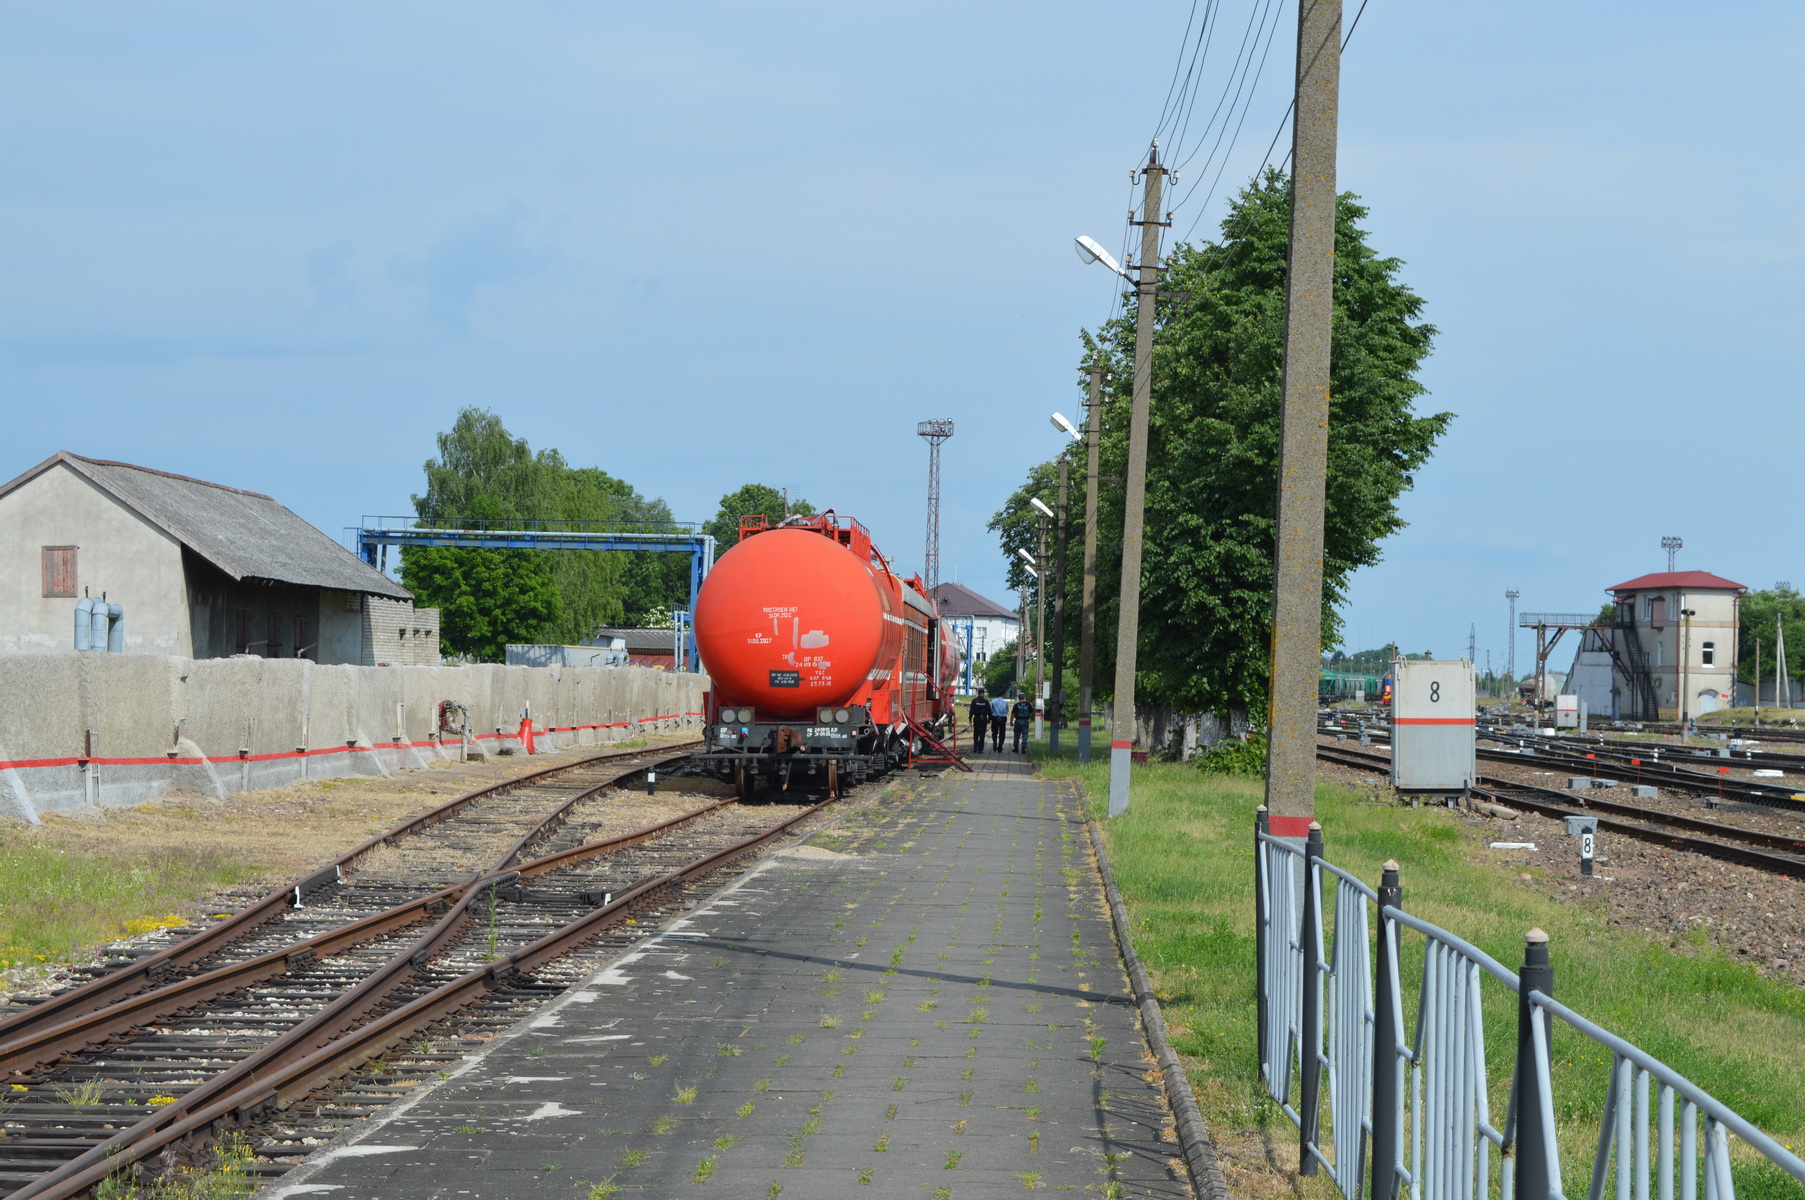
[360,596,441,666]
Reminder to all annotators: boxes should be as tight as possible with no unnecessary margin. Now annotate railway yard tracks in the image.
[1316,740,1805,878]
[0,739,847,1198]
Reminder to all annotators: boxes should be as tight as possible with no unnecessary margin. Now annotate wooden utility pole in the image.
[1049,456,1071,753]
[1263,0,1342,834]
[1078,362,1103,764]
[1107,145,1167,817]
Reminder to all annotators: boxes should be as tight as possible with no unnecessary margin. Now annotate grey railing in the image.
[1253,808,1805,1200]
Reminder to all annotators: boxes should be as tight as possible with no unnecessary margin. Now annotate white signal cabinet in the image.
[1389,658,1476,796]
[1555,695,1580,729]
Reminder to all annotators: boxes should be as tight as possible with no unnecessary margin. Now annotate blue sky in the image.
[3,2,1799,672]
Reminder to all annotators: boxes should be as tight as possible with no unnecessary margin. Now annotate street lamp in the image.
[1016,547,1038,574]
[1029,496,1055,520]
[1050,412,1082,441]
[1076,146,1166,815]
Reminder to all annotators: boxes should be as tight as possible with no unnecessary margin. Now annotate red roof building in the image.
[1600,569,1744,720]
[1607,571,1747,594]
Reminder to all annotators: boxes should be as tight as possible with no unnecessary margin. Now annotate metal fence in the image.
[1254,811,1805,1200]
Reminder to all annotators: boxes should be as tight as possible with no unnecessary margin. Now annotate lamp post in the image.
[1029,497,1057,743]
[1076,144,1166,815]
[1015,548,1039,706]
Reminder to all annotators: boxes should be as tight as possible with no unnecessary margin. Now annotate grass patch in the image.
[0,841,253,967]
[1034,746,1805,1196]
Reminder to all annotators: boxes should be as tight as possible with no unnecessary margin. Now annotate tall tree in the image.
[705,484,814,553]
[402,407,690,655]
[1737,585,1805,686]
[993,172,1449,726]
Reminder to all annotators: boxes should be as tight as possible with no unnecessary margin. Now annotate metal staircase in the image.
[1609,610,1661,720]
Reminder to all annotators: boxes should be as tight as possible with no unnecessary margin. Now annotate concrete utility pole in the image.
[1262,0,1342,836]
[1107,145,1168,817]
[1049,456,1071,753]
[1034,516,1049,738]
[1078,362,1103,765]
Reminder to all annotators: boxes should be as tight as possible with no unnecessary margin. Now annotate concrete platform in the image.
[269,756,1191,1198]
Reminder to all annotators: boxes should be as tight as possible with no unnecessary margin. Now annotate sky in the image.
[3,2,1800,674]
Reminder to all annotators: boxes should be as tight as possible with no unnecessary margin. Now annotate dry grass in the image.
[0,735,697,983]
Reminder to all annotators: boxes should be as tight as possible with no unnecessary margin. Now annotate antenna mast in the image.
[917,420,955,592]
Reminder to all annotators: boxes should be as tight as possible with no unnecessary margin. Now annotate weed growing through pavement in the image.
[717,1042,741,1057]
[650,1116,676,1134]
[917,999,937,1013]
[1016,1169,1045,1189]
[452,1123,482,1134]
[857,1168,874,1185]
[629,1072,647,1081]
[694,1156,717,1183]
[526,1046,548,1058]
[1088,1035,1108,1061]
[737,1101,755,1118]
[892,1077,907,1091]
[621,1148,647,1167]
[819,1014,840,1028]
[649,1054,667,1066]
[766,1182,783,1199]
[753,1077,773,1093]
[873,1134,889,1152]
[944,1150,963,1169]
[1029,1132,1041,1153]
[673,1086,697,1104]
[787,1034,804,1046]
[584,1178,621,1200]
[774,1054,791,1066]
[714,1135,737,1150]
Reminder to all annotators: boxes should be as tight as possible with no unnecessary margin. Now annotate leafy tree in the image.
[402,407,689,655]
[993,171,1448,727]
[705,484,814,553]
[983,641,1019,697]
[1737,585,1805,686]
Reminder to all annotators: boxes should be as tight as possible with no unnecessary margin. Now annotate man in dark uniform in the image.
[967,690,990,754]
[1011,692,1033,753]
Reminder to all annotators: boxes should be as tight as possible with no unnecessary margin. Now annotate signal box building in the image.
[0,451,433,664]
[1606,570,1744,719]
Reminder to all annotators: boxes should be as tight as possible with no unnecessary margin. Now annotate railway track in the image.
[0,739,798,1198]
[1317,742,1805,878]
[1323,720,1805,809]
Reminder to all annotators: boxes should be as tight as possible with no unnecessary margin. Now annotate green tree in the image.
[1737,585,1805,686]
[994,171,1449,727]
[705,484,814,553]
[983,641,1019,697]
[402,407,689,655]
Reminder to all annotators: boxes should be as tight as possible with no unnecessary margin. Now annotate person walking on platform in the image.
[967,690,990,755]
[989,692,1009,751]
[1011,692,1033,753]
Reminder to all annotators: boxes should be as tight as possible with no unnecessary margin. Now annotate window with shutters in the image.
[265,613,282,659]
[41,547,77,597]
[293,615,309,659]
[235,611,252,654]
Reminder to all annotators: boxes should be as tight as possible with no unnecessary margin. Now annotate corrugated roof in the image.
[1607,570,1747,593]
[930,581,1017,619]
[590,627,682,653]
[0,452,410,600]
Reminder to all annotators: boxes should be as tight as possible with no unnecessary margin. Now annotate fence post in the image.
[1255,804,1270,1076]
[1514,927,1556,1200]
[1298,820,1324,1175]
[1369,860,1402,1200]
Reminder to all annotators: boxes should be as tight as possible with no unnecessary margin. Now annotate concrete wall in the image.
[0,652,707,822]
[0,463,192,656]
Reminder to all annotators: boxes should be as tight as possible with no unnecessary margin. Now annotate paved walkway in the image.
[271,756,1190,1199]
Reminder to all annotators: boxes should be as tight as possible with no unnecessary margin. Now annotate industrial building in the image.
[0,451,436,665]
[1602,570,1745,719]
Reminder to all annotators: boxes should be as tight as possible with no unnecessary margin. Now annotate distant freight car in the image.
[693,512,960,797]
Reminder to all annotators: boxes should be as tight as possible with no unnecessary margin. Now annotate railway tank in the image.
[692,512,959,796]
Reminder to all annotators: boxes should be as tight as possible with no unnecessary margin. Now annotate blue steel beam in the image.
[355,525,717,673]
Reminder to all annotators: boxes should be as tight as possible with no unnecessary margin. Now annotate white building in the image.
[1606,570,1744,719]
[0,451,433,664]
[929,582,1020,691]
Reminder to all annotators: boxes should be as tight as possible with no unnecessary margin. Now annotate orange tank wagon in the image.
[693,512,960,796]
